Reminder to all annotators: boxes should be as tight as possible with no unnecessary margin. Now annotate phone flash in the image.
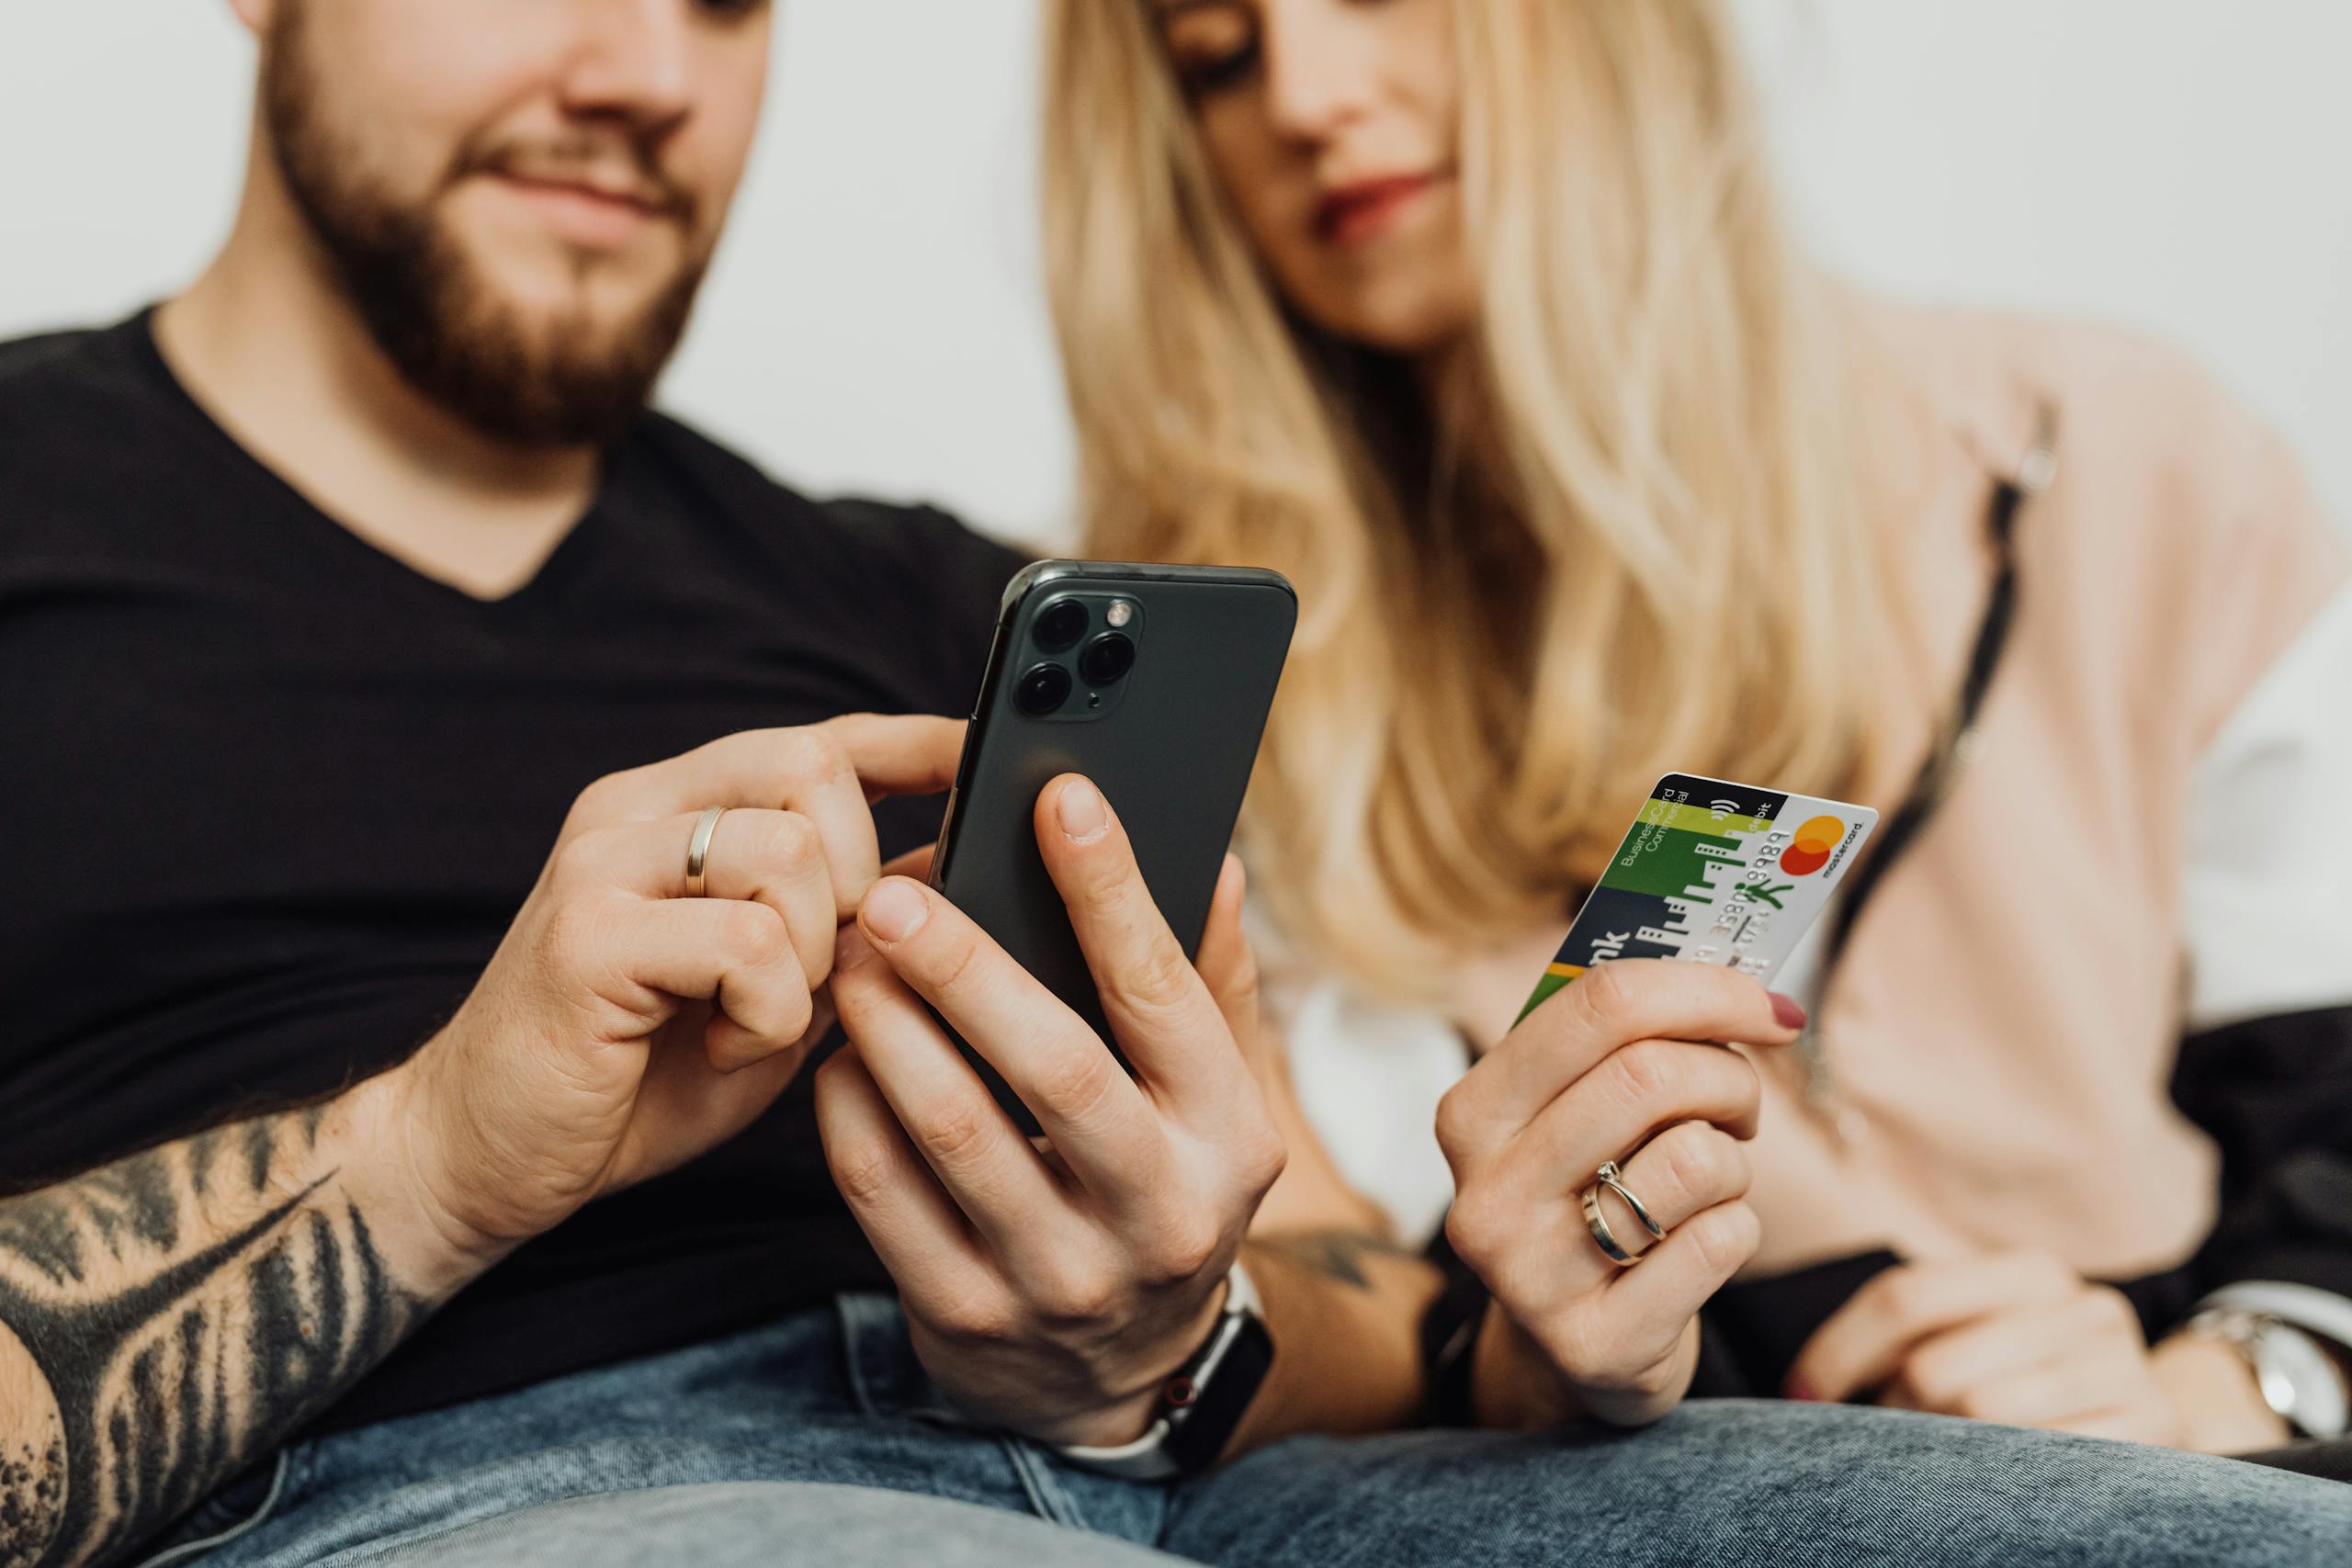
[1106,600,1135,628]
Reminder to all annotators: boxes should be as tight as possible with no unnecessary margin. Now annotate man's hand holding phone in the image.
[816,773,1288,1449]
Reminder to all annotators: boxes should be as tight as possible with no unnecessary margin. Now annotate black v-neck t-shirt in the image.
[0,314,1028,1432]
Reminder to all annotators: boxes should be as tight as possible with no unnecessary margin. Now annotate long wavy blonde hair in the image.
[1042,0,1891,1001]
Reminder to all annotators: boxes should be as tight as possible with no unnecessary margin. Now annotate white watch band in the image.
[1050,1258,1262,1481]
[2189,1307,2352,1442]
[2198,1280,2352,1356]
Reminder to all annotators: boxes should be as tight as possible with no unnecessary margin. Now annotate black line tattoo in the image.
[1257,1229,1418,1292]
[0,1106,424,1568]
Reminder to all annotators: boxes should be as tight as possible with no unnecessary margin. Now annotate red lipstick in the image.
[1314,173,1438,246]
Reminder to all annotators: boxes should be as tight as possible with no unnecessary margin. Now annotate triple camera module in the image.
[1014,595,1138,719]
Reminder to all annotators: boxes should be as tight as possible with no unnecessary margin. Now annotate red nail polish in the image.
[1783,1376,1818,1403]
[1770,992,1807,1031]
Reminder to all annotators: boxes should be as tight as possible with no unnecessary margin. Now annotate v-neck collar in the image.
[125,307,616,617]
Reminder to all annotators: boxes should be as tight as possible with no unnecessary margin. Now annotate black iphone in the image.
[929,559,1296,1129]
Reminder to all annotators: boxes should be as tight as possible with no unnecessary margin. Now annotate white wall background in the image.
[7,3,2350,547]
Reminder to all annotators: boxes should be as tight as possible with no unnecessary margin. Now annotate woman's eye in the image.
[1179,39,1261,96]
[693,0,768,19]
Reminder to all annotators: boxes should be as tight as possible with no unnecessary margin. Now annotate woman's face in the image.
[1156,0,1476,357]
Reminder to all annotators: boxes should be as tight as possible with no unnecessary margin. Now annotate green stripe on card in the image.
[1641,798,1773,836]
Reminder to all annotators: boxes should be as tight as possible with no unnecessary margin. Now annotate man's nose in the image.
[557,0,695,135]
[1261,0,1379,147]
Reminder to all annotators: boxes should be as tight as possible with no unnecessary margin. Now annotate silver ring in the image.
[684,807,727,898]
[1581,1158,1668,1268]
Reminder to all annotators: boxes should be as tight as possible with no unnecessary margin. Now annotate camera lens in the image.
[1077,633,1136,686]
[1013,662,1072,716]
[1033,598,1089,653]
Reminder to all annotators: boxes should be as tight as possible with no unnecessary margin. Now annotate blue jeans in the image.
[144,1294,2352,1567]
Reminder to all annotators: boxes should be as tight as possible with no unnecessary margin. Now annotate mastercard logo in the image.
[1779,815,1847,876]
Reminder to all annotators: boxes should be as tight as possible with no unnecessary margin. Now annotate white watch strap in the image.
[2258,1321,2352,1441]
[1050,1258,1261,1481]
[1050,1415,1182,1482]
[2199,1280,2352,1356]
[2192,1300,2352,1441]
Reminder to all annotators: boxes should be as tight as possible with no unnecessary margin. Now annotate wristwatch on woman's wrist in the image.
[2186,1308,2352,1441]
[1050,1258,1274,1480]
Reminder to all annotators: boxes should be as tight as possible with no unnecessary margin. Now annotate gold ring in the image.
[1581,1158,1668,1268]
[684,807,727,897]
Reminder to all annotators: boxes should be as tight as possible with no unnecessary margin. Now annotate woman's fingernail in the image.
[1770,992,1807,1031]
[862,879,928,945]
[1783,1376,1819,1403]
[1057,777,1108,842]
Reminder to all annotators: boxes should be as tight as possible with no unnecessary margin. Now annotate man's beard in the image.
[261,13,708,447]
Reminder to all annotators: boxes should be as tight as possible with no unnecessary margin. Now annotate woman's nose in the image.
[1260,0,1382,145]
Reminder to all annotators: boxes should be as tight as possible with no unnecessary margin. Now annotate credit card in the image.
[1516,773,1879,1024]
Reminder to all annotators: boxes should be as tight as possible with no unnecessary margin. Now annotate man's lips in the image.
[1314,173,1442,246]
[482,170,680,251]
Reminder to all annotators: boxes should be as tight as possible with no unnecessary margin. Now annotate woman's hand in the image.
[814,775,1287,1448]
[2147,1330,2298,1454]
[1787,1251,2291,1451]
[1435,960,1804,1427]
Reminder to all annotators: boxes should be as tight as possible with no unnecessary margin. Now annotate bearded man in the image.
[6,5,2351,1568]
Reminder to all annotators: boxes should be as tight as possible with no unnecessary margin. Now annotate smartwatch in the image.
[1051,1258,1275,1480]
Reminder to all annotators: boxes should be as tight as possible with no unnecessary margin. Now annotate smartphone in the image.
[929,559,1296,1129]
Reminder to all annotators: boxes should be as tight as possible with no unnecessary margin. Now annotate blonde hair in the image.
[1042,0,1889,1001]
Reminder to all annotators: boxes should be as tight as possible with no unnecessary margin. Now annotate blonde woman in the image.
[1044,0,2352,1459]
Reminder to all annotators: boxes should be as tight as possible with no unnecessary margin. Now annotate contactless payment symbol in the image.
[1778,815,1846,877]
[1515,774,1877,1024]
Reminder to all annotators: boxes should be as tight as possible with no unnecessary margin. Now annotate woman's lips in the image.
[1314,174,1441,247]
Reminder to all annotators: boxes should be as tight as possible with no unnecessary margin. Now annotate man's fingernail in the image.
[1783,1376,1819,1403]
[834,927,874,973]
[862,879,928,944]
[1770,992,1807,1031]
[1057,777,1108,842]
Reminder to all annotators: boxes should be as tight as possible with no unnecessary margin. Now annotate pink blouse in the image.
[1266,299,2352,1305]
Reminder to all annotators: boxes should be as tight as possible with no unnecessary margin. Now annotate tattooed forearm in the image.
[0,1435,63,1568]
[1216,1228,1444,1453]
[0,1102,424,1568]
[1255,1229,1419,1291]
